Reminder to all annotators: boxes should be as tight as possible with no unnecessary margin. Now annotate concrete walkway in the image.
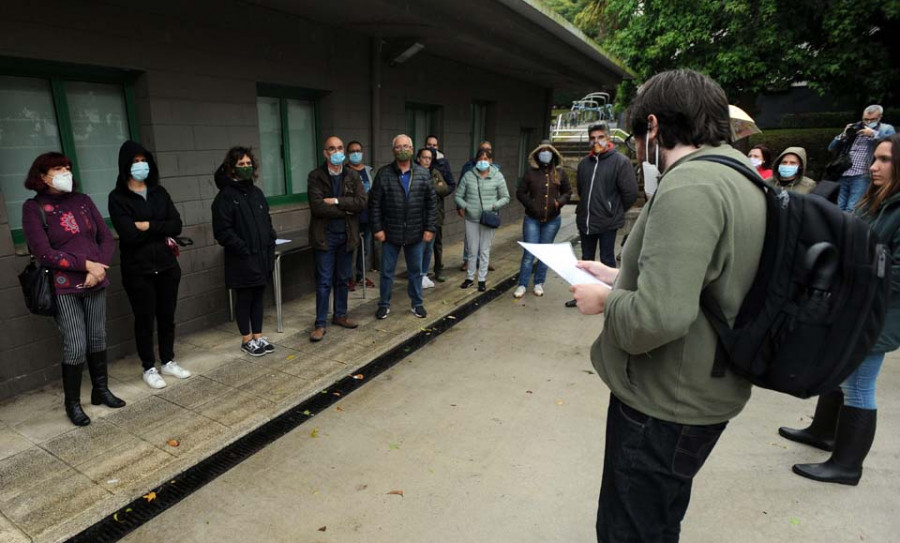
[119,272,900,543]
[0,210,579,543]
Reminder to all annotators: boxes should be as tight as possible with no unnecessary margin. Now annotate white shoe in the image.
[160,361,191,379]
[533,284,544,297]
[513,286,527,299]
[142,367,167,389]
[422,276,435,289]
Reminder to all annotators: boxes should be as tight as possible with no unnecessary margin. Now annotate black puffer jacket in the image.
[211,165,276,288]
[575,146,638,235]
[370,162,437,246]
[108,140,182,276]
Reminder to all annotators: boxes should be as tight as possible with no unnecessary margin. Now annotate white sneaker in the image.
[533,284,544,297]
[160,361,191,379]
[142,367,167,389]
[513,286,527,299]
[422,276,435,289]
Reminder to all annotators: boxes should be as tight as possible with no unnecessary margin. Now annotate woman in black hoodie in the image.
[211,147,277,357]
[109,140,191,389]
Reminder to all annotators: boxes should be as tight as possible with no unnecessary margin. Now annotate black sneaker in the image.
[565,299,578,308]
[376,306,391,319]
[411,305,427,318]
[478,281,486,292]
[256,337,275,353]
[460,279,474,289]
[241,339,266,357]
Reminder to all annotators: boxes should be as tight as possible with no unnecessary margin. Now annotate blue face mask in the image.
[348,152,363,165]
[329,152,345,166]
[537,151,553,164]
[131,161,150,181]
[865,121,879,130]
[475,160,491,172]
[778,164,799,179]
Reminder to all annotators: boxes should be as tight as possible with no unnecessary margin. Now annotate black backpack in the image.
[692,155,890,398]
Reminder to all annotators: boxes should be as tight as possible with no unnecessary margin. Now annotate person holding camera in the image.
[828,105,895,211]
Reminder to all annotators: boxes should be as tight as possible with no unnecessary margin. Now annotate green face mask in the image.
[235,166,254,181]
[394,150,413,162]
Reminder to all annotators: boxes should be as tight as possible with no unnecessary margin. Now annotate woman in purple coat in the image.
[22,152,124,426]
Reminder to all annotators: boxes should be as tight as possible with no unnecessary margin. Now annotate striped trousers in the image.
[54,289,107,366]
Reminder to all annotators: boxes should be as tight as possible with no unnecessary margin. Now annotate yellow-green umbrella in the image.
[729,105,761,141]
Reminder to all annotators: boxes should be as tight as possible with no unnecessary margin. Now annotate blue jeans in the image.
[379,241,424,309]
[581,229,617,267]
[314,231,351,328]
[838,174,870,212]
[354,224,373,281]
[597,395,727,542]
[518,215,562,287]
[841,352,884,409]
[422,237,436,276]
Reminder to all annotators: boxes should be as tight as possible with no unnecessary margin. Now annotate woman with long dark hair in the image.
[22,152,123,426]
[109,140,190,389]
[211,147,277,356]
[783,134,900,485]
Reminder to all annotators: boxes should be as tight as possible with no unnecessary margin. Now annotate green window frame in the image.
[0,57,140,245]
[256,83,324,206]
[405,102,442,149]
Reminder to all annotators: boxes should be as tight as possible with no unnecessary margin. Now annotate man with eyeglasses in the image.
[307,136,368,342]
[369,134,438,320]
[828,105,896,211]
[565,122,637,308]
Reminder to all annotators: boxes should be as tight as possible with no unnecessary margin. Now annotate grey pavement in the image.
[121,273,900,543]
[0,209,580,543]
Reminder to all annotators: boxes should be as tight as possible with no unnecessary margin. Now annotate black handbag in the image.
[19,202,57,316]
[476,177,501,229]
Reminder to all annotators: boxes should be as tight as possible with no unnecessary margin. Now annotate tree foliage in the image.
[564,0,900,108]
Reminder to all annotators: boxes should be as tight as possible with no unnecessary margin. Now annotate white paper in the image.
[275,239,292,245]
[518,242,611,288]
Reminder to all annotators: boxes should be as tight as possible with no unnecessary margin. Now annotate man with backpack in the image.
[569,70,768,542]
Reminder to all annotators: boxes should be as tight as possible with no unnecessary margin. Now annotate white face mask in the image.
[50,171,73,193]
[749,157,763,168]
[641,131,660,197]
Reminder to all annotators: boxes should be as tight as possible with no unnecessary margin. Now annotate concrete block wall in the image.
[0,1,546,399]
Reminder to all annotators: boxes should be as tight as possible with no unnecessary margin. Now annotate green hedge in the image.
[780,108,900,129]
[746,128,842,180]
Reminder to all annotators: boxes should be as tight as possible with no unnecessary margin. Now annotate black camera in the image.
[845,121,865,135]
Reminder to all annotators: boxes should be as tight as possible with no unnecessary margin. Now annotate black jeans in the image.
[433,204,446,273]
[234,285,265,336]
[580,230,617,267]
[122,266,181,370]
[597,395,728,543]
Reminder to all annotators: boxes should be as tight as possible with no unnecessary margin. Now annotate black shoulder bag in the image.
[477,176,501,228]
[18,201,58,316]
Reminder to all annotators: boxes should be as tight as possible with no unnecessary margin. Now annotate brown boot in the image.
[332,316,359,329]
[309,327,326,342]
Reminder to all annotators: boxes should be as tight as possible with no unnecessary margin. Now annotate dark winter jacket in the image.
[517,144,572,222]
[575,145,638,235]
[858,192,900,353]
[765,147,816,194]
[108,140,182,277]
[432,150,456,193]
[22,192,116,295]
[307,163,368,252]
[211,165,276,289]
[369,162,438,246]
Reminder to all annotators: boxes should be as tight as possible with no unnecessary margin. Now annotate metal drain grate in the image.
[67,274,520,542]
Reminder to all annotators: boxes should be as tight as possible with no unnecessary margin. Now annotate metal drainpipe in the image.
[371,36,383,165]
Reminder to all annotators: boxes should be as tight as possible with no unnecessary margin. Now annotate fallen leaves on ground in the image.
[336,406,344,412]
[446,315,457,320]
[387,490,404,497]
[318,526,327,532]
[311,427,319,438]
[790,518,801,526]
[356,484,368,491]
[286,354,296,361]
[167,439,180,447]
[143,492,156,502]
[389,443,400,450]
[351,374,364,380]
[769,442,789,450]
[556,400,565,406]
[526,390,533,394]
[303,410,312,416]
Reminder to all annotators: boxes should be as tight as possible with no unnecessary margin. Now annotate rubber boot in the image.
[778,389,843,451]
[62,364,91,426]
[87,351,126,408]
[792,406,877,486]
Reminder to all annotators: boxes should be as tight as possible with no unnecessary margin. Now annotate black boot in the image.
[792,406,877,486]
[87,351,126,408]
[778,389,842,451]
[62,364,90,426]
